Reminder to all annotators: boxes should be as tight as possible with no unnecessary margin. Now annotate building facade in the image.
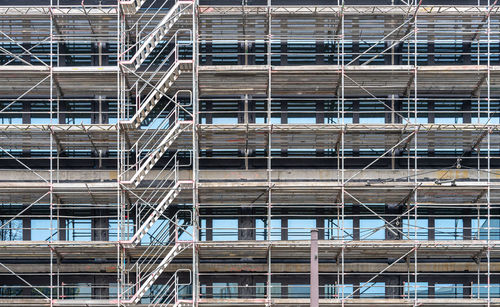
[0,0,499,306]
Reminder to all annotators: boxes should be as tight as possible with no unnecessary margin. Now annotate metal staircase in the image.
[120,165,194,304]
[121,210,193,305]
[120,0,145,14]
[132,243,189,304]
[120,0,192,16]
[121,59,192,130]
[118,0,194,305]
[129,180,182,245]
[146,268,192,307]
[122,118,190,187]
[121,1,192,69]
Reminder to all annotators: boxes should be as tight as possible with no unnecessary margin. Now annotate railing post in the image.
[175,212,179,242]
[136,268,140,299]
[135,142,139,176]
[176,153,179,183]
[175,33,179,63]
[175,93,179,122]
[175,271,179,304]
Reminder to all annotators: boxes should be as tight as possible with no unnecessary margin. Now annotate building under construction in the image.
[0,0,499,305]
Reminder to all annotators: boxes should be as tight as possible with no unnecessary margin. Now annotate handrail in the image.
[126,105,179,175]
[122,243,192,304]
[132,29,193,94]
[148,274,177,306]
[126,210,192,275]
[123,262,177,302]
[129,152,179,210]
[122,22,192,72]
[119,127,178,183]
[135,0,174,38]
[119,91,193,186]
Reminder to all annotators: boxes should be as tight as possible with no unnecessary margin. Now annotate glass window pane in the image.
[435,219,463,240]
[213,282,238,298]
[256,219,281,241]
[360,219,385,240]
[324,219,353,241]
[31,219,57,241]
[435,284,463,298]
[360,282,385,298]
[404,282,428,299]
[403,219,428,240]
[288,219,316,240]
[212,219,238,241]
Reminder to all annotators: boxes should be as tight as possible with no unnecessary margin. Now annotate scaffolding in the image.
[0,0,500,306]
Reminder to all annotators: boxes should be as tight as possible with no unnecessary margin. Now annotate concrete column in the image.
[316,217,324,240]
[238,99,245,166]
[281,101,288,157]
[239,275,254,298]
[428,101,435,157]
[58,43,68,66]
[206,218,213,241]
[58,100,67,124]
[385,95,392,124]
[238,100,245,123]
[316,101,324,156]
[91,43,98,66]
[206,101,213,158]
[101,43,109,66]
[22,101,31,157]
[92,95,108,125]
[280,41,287,65]
[386,276,401,298]
[248,96,255,162]
[384,41,392,65]
[238,207,255,240]
[386,204,402,240]
[352,42,360,65]
[428,218,435,241]
[463,100,471,124]
[92,276,109,299]
[238,42,245,65]
[91,42,108,66]
[352,101,360,123]
[310,229,319,307]
[248,96,255,123]
[428,101,435,123]
[428,281,435,298]
[247,41,255,65]
[394,42,402,65]
[91,209,109,241]
[353,205,360,241]
[281,217,288,240]
[428,42,435,65]
[22,43,31,64]
[91,97,102,168]
[352,101,360,157]
[316,42,325,64]
[59,218,66,241]
[206,42,213,65]
[463,214,471,240]
[462,42,471,65]
[22,217,31,241]
[394,95,401,124]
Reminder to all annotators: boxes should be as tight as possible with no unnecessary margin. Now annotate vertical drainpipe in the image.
[311,229,319,307]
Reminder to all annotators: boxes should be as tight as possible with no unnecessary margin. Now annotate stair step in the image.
[125,2,189,69]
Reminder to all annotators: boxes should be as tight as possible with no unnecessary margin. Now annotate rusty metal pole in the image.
[311,229,319,307]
